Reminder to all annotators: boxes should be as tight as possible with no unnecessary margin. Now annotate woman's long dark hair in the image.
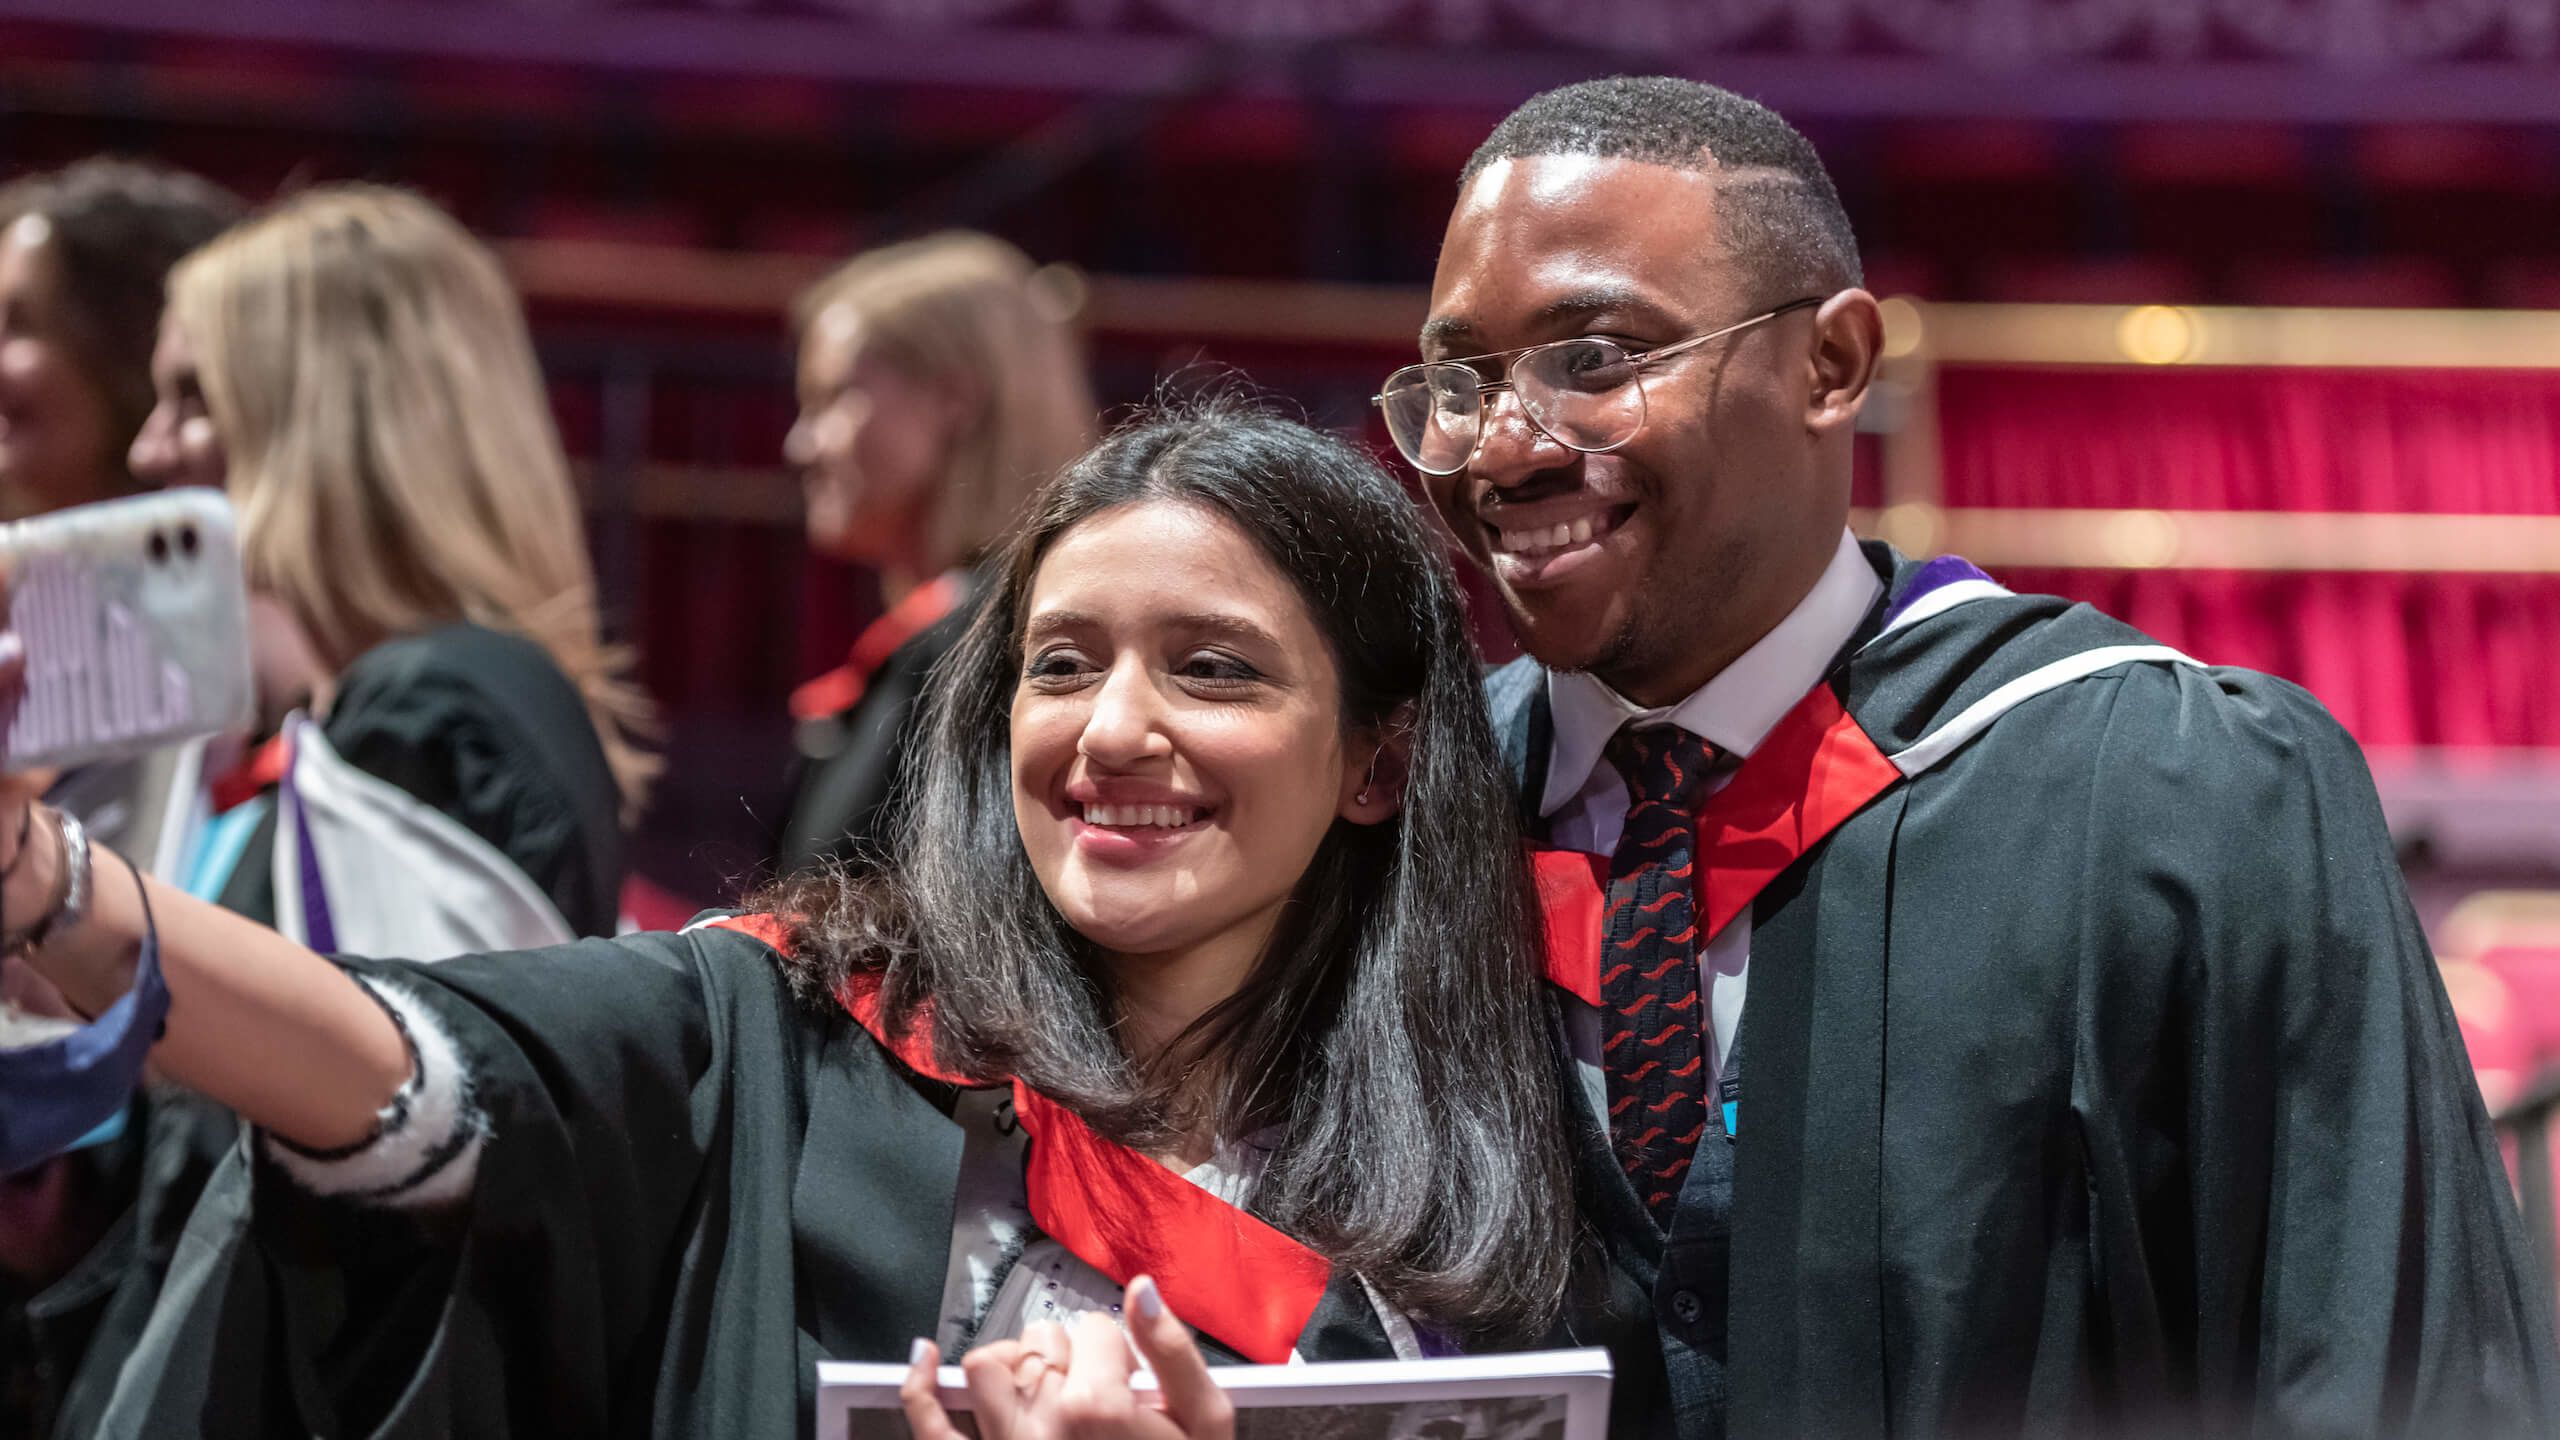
[767,396,1573,1342]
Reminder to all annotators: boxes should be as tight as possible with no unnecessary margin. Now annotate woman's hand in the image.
[0,563,411,1150]
[0,613,66,945]
[0,570,47,819]
[900,1275,1235,1440]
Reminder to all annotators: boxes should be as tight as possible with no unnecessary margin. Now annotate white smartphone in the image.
[0,489,255,771]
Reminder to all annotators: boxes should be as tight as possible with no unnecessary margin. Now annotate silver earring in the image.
[1355,751,1383,807]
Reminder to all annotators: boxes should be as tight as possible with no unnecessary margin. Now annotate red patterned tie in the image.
[1599,724,1719,1224]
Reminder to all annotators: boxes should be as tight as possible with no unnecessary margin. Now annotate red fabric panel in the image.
[788,573,962,722]
[1995,567,2560,750]
[1693,686,1906,941]
[1532,685,1906,1009]
[704,916,1337,1363]
[1938,366,2560,514]
[1531,851,1609,1009]
[1011,1084,1332,1366]
[621,875,705,934]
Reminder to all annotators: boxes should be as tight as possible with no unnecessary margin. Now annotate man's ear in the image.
[1806,289,1884,438]
[1339,704,1417,825]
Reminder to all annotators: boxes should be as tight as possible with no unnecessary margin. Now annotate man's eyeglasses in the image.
[1372,296,1824,476]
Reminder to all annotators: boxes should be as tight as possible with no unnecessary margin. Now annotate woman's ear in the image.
[1339,704,1416,825]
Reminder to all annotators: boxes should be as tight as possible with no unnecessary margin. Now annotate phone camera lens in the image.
[178,525,200,558]
[148,531,171,565]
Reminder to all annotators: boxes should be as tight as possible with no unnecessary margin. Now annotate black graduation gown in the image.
[774,574,981,879]
[1495,542,2559,1440]
[219,622,625,938]
[0,1089,234,1440]
[97,923,1399,1439]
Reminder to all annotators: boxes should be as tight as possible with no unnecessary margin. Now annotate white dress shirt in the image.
[1544,530,1881,1097]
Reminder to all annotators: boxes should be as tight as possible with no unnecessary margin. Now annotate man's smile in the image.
[1480,501,1637,586]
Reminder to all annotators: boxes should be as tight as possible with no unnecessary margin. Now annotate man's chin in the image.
[1503,595,1637,678]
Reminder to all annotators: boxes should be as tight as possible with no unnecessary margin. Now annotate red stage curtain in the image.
[1936,363,2560,750]
[1937,365,2560,514]
[1993,568,2560,750]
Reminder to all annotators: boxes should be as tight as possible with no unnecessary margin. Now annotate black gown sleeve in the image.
[2095,665,2558,1437]
[101,929,738,1438]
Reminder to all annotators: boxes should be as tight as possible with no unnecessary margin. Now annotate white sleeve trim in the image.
[1875,576,2014,639]
[260,976,486,1209]
[1885,644,2203,778]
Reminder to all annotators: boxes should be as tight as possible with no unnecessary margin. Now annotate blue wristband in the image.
[0,849,165,1175]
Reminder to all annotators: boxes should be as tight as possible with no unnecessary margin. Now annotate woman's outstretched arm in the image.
[2,777,411,1152]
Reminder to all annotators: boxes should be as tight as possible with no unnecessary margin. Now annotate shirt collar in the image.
[1538,529,1883,818]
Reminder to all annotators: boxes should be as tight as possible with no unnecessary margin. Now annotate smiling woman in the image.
[770,397,1576,1327]
[1,397,1589,1438]
[1014,502,1362,979]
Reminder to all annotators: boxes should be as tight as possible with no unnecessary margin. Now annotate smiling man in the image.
[1388,78,2557,1440]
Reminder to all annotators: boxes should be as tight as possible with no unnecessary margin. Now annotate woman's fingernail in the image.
[911,1337,935,1367]
[0,633,23,669]
[1131,1275,1164,1320]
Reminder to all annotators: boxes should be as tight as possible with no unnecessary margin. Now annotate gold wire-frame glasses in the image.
[1372,296,1824,476]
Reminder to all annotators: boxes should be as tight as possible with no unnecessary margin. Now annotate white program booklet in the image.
[815,1347,1613,1440]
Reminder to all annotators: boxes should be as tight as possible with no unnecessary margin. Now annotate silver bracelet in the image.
[6,807,91,954]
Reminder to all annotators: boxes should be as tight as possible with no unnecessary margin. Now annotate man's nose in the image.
[1467,388,1573,492]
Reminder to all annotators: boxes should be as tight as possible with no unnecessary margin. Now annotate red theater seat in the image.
[2480,944,2560,1070]
[528,201,706,250]
[2487,263,2560,311]
[1876,122,2074,259]
[2358,126,2558,267]
[2117,124,2324,269]
[2446,959,2528,1109]
[1859,254,1944,302]
[2230,258,2463,308]
[1975,256,2201,305]
[2445,894,2560,1075]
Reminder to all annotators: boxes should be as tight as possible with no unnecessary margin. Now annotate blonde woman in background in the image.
[128,184,652,939]
[775,231,1095,876]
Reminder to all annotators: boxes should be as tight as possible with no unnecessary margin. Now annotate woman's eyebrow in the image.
[1168,612,1281,648]
[1022,609,1099,642]
[1024,609,1280,647]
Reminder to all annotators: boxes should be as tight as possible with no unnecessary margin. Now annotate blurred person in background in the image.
[0,159,242,858]
[775,231,1095,878]
[131,183,654,940]
[0,158,240,521]
[0,156,241,1440]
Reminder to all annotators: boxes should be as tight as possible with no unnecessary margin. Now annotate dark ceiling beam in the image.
[10,2,2560,125]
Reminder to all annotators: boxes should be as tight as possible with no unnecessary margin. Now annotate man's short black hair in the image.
[1462,76,1863,295]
